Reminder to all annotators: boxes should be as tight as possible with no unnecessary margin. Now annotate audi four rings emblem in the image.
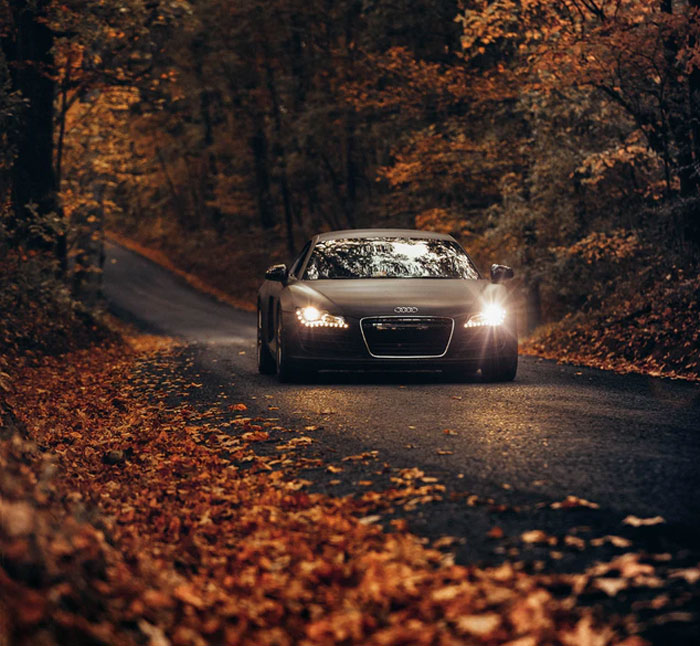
[394,306,419,314]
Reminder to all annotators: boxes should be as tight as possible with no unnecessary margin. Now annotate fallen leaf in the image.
[241,430,269,442]
[433,536,457,548]
[551,495,600,510]
[358,515,381,525]
[595,578,627,596]
[623,515,665,527]
[173,584,205,609]
[457,613,501,637]
[138,620,171,646]
[564,535,586,550]
[487,526,504,539]
[669,567,700,584]
[521,530,556,545]
[590,535,632,548]
[342,451,378,462]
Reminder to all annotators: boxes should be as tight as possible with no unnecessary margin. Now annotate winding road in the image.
[103,240,700,567]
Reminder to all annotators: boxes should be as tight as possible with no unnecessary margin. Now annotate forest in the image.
[2,0,700,377]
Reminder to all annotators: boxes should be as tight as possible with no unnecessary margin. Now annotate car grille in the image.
[361,317,454,357]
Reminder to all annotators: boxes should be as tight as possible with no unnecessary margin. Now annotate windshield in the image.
[303,237,479,280]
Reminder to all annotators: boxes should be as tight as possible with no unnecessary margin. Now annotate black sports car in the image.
[257,229,518,382]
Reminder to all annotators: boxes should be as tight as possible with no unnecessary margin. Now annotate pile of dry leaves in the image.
[522,270,700,382]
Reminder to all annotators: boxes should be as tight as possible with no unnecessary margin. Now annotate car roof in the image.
[314,228,456,242]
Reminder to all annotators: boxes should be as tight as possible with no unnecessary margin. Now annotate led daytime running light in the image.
[297,307,348,329]
[465,304,506,328]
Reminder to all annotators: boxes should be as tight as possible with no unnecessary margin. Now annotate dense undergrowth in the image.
[0,250,115,362]
[0,245,117,430]
[520,231,700,381]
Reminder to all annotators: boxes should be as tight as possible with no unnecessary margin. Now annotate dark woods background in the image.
[1,0,700,361]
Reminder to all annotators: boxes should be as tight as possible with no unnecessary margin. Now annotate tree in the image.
[0,45,23,212]
[457,0,700,245]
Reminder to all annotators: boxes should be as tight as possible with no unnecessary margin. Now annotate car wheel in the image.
[481,335,518,382]
[275,309,297,383]
[257,305,276,375]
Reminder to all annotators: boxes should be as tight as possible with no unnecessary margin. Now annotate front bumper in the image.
[284,312,516,371]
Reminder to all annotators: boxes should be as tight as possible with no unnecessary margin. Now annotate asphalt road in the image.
[103,241,700,567]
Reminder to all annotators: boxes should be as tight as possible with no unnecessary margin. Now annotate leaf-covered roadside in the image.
[0,249,116,360]
[2,338,698,645]
[520,234,700,382]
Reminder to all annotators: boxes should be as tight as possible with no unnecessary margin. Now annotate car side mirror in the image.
[265,264,288,282]
[490,264,514,284]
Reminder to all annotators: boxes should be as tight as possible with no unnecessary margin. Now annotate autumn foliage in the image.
[3,3,700,643]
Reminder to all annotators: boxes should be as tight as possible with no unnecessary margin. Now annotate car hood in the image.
[286,279,497,318]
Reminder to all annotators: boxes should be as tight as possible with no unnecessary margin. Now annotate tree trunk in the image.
[4,0,57,235]
[264,59,295,255]
[249,118,275,229]
[342,3,361,228]
[192,37,224,232]
[344,110,358,228]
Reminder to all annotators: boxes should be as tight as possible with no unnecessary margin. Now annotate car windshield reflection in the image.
[304,237,479,280]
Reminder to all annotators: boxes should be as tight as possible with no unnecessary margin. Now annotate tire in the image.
[275,309,297,383]
[481,335,518,382]
[257,305,276,375]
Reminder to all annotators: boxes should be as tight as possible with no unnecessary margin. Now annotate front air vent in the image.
[360,317,454,358]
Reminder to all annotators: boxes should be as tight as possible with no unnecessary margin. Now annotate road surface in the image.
[103,241,700,568]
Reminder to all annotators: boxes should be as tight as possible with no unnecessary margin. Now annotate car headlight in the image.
[296,306,348,328]
[465,303,506,328]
